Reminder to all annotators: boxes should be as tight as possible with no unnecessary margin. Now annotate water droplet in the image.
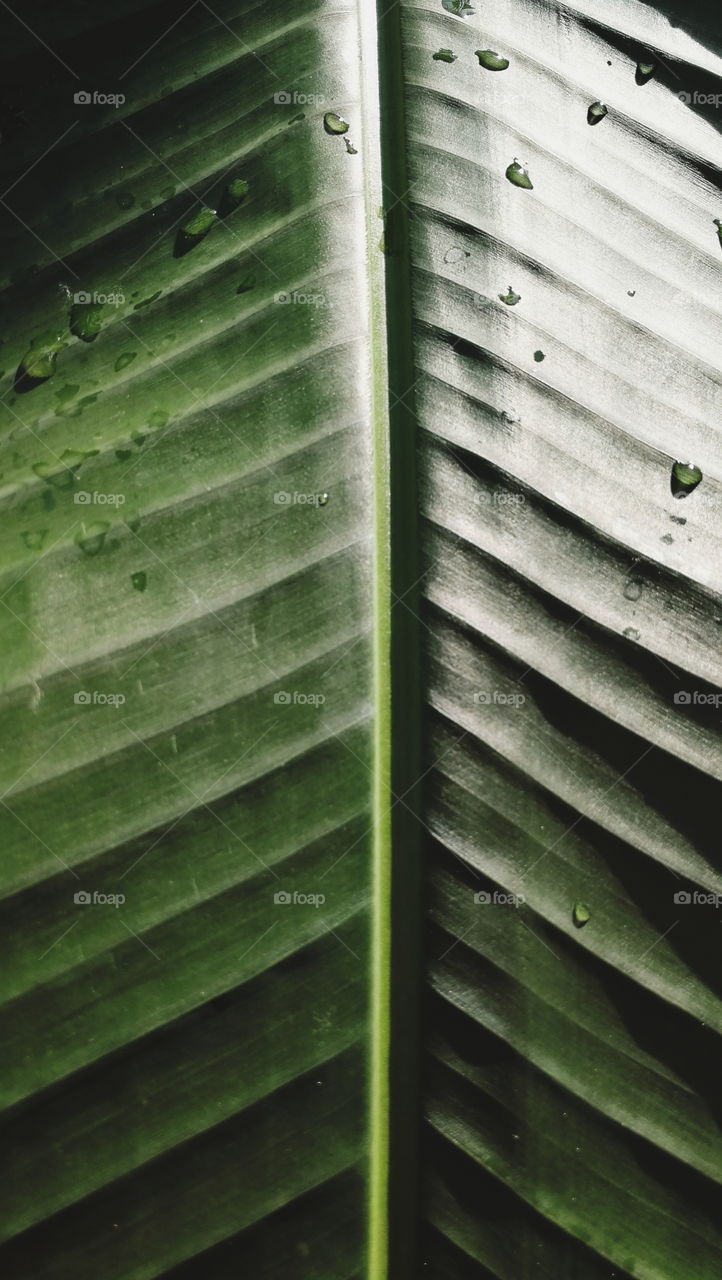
[133,290,163,311]
[21,529,47,551]
[623,626,640,641]
[442,0,474,14]
[623,577,643,601]
[660,533,673,545]
[573,901,591,928]
[499,286,521,305]
[76,521,110,556]
[317,492,330,506]
[444,246,469,265]
[636,61,656,85]
[174,207,217,256]
[433,49,457,63]
[218,179,249,218]
[627,289,636,297]
[587,100,608,125]
[670,514,686,525]
[476,50,510,71]
[323,112,349,135]
[16,339,65,391]
[506,158,533,189]
[115,351,137,372]
[344,137,358,155]
[55,384,80,404]
[533,350,545,362]
[131,570,147,592]
[671,461,702,498]
[70,300,104,343]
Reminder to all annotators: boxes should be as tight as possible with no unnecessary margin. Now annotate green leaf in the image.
[2,0,722,1278]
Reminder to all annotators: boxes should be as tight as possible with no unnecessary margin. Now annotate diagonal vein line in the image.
[39,919,80,960]
[0,1,79,77]
[119,917,162,959]
[120,0,200,79]
[0,197,80,275]
[1,122,78,202]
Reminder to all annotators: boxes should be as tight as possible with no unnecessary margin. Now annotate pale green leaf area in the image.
[1,0,722,1278]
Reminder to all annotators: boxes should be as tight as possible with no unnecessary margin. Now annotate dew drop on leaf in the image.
[623,577,643,601]
[533,350,545,362]
[499,286,521,305]
[70,301,104,343]
[21,529,47,551]
[587,100,608,125]
[317,492,330,506]
[131,570,147,592]
[506,159,533,189]
[433,48,457,63]
[635,61,656,85]
[115,351,138,372]
[76,521,110,556]
[442,0,474,14]
[344,137,358,154]
[148,409,169,429]
[671,461,702,498]
[623,626,640,641]
[476,50,510,71]
[573,901,591,928]
[133,290,163,310]
[323,112,349,135]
